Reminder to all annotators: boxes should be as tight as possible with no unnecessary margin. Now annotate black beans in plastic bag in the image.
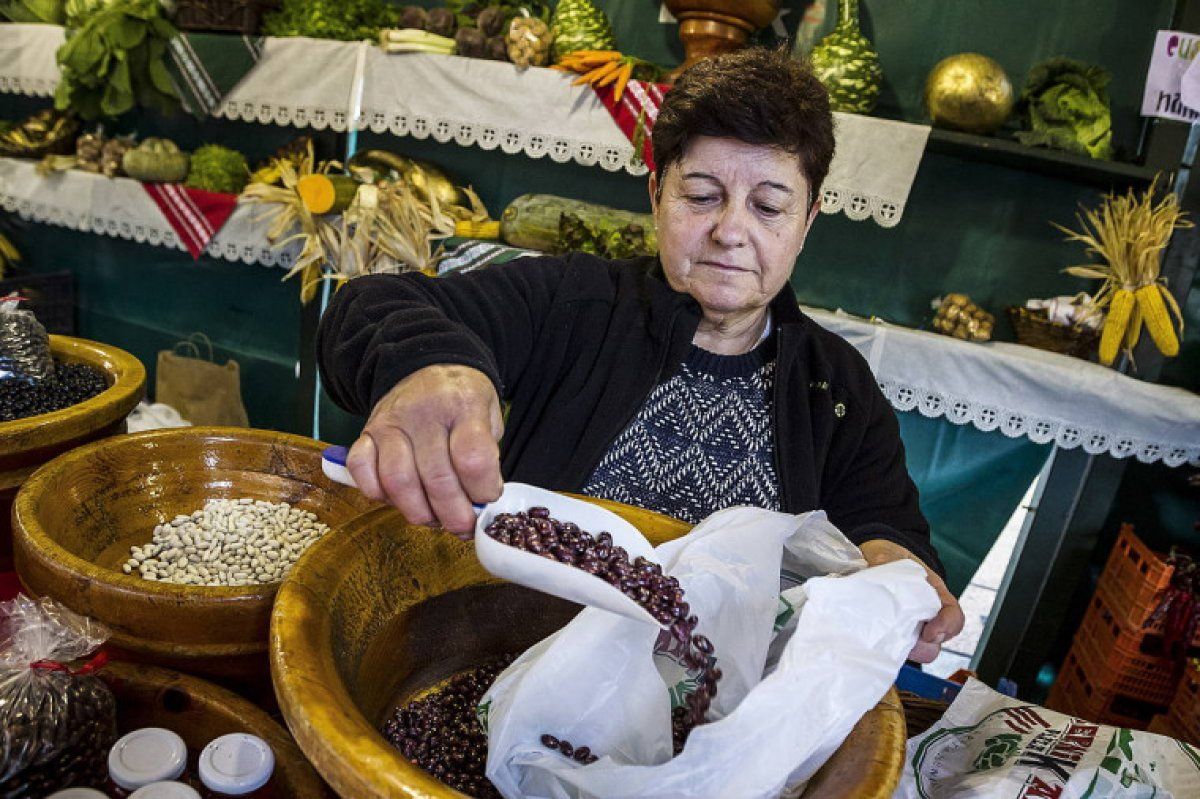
[0,595,117,797]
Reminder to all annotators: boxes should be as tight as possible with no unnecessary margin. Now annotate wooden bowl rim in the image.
[270,499,904,798]
[0,334,146,442]
[14,425,351,603]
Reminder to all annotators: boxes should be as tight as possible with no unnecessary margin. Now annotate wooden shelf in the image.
[925,128,1164,189]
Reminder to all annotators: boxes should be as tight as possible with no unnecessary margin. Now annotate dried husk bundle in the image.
[1057,176,1191,365]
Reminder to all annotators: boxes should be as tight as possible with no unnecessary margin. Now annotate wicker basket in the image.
[173,0,279,34]
[1006,306,1099,360]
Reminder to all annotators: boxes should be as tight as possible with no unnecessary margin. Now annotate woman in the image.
[318,47,963,662]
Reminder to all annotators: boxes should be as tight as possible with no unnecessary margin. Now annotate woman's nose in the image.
[711,202,749,247]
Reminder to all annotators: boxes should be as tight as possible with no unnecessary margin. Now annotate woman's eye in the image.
[757,205,782,217]
[685,195,718,205]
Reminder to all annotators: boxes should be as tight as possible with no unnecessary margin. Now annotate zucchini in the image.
[500,194,657,256]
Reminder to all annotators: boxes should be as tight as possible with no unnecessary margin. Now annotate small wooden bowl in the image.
[13,427,378,693]
[101,660,329,797]
[272,498,906,798]
[0,335,145,571]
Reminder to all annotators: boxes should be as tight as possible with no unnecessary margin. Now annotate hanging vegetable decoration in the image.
[54,0,179,120]
[1058,177,1191,366]
[1016,57,1114,161]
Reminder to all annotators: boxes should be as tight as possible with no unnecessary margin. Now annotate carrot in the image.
[612,61,634,102]
[585,60,622,85]
[596,59,626,87]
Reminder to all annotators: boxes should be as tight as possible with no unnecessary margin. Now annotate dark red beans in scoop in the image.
[383,655,515,799]
[485,507,721,757]
[0,361,108,422]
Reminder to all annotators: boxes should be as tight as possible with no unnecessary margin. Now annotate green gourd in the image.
[121,138,190,183]
[809,0,883,114]
[550,0,617,62]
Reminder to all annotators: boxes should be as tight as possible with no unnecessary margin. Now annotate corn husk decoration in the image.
[240,142,472,302]
[1057,176,1191,366]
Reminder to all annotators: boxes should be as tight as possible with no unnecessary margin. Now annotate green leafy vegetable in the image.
[261,0,394,41]
[185,144,250,194]
[54,0,178,121]
[0,0,65,24]
[1015,57,1114,160]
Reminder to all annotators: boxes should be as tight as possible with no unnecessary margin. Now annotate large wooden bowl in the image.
[100,660,329,797]
[12,427,379,695]
[272,499,906,798]
[0,335,145,571]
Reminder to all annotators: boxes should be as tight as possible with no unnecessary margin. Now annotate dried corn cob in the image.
[1136,283,1180,357]
[1099,288,1134,366]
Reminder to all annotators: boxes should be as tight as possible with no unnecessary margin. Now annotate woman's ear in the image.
[648,172,660,215]
[806,197,822,230]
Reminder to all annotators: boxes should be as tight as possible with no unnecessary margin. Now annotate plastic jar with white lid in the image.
[198,733,276,797]
[129,781,203,799]
[46,789,110,798]
[108,727,189,794]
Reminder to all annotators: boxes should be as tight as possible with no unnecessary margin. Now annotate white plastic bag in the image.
[896,679,1200,799]
[478,487,940,799]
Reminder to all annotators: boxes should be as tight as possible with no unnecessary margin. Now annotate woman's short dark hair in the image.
[652,47,835,208]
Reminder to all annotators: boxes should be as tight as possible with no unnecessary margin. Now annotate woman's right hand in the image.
[346,364,505,538]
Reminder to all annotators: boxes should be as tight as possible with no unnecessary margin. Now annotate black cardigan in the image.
[318,253,944,576]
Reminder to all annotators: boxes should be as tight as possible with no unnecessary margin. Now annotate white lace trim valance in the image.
[806,307,1200,467]
[0,157,298,267]
[0,26,927,226]
[0,23,63,97]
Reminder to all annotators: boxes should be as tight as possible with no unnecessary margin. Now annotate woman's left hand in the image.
[858,539,966,664]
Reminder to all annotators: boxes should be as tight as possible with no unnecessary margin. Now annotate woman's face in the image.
[651,136,819,323]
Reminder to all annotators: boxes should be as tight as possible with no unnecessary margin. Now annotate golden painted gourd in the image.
[924,54,1014,135]
[809,0,883,114]
[551,0,616,62]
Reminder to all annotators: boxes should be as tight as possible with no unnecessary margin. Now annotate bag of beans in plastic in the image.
[0,294,53,383]
[476,485,940,799]
[0,594,117,798]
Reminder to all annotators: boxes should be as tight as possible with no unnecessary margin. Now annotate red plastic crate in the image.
[1166,664,1200,745]
[1096,524,1198,647]
[1071,592,1190,705]
[1148,713,1186,741]
[1047,649,1165,729]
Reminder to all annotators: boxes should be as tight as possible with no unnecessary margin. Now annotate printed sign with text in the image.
[1143,30,1200,122]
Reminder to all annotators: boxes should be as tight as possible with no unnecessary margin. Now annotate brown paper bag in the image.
[155,333,249,427]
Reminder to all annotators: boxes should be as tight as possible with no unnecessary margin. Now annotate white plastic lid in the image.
[198,733,275,795]
[108,727,188,790]
[46,790,110,798]
[128,782,203,799]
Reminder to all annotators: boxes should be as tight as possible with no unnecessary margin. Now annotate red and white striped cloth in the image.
[142,182,239,260]
[593,80,671,172]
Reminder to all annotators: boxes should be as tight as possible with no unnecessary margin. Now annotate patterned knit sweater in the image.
[581,335,780,524]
